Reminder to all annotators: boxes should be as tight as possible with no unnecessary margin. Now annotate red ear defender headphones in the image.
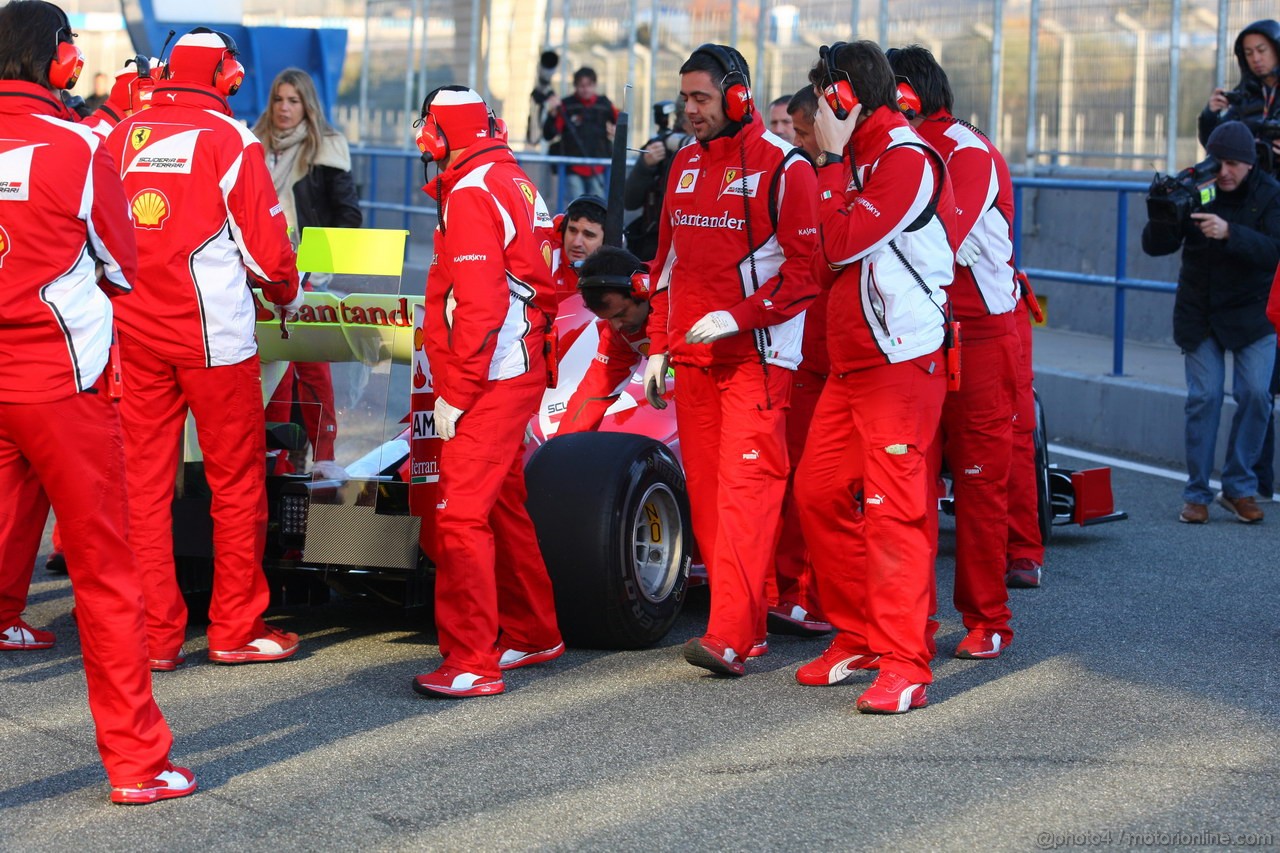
[49,23,85,90]
[896,81,921,120]
[818,43,858,120]
[693,43,754,123]
[577,271,650,301]
[415,86,499,163]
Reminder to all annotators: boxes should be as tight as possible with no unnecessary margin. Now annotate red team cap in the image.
[429,88,493,143]
[167,29,230,85]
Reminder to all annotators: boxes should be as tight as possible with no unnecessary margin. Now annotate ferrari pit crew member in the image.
[558,245,654,434]
[412,86,564,698]
[552,194,607,297]
[764,84,833,639]
[0,0,195,803]
[887,46,1021,658]
[794,41,956,714]
[105,28,304,670]
[645,44,820,676]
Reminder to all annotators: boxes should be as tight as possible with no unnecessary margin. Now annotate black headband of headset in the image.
[188,26,238,55]
[693,42,747,85]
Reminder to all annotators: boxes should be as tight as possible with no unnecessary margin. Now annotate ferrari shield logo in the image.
[130,126,152,151]
[720,168,763,198]
[515,179,536,207]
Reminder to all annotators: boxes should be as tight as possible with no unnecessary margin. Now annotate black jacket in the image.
[293,163,362,231]
[1142,165,1280,350]
[542,94,615,163]
[1198,19,1280,150]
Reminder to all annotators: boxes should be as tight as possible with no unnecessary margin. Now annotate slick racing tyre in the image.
[1033,389,1052,545]
[525,432,692,649]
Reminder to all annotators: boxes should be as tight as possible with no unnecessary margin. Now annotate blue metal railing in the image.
[352,147,1172,377]
[1011,177,1174,376]
[352,146,616,233]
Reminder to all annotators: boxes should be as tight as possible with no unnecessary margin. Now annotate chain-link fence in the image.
[53,0,1280,173]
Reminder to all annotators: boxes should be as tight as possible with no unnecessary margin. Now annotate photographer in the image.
[1200,20,1280,173]
[542,66,617,198]
[1143,121,1280,525]
[623,99,692,261]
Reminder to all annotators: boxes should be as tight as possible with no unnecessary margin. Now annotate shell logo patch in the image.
[131,189,170,230]
[674,168,699,194]
[540,240,553,270]
[0,224,10,268]
[130,126,152,151]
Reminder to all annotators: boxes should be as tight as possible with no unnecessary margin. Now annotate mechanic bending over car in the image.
[886,46,1022,657]
[412,86,565,698]
[558,245,655,434]
[105,28,305,672]
[793,40,956,714]
[644,44,820,677]
[551,193,608,298]
[0,0,196,804]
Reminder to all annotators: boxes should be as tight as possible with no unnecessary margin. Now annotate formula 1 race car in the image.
[172,228,1123,650]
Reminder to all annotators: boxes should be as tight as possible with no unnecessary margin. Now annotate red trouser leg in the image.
[0,467,49,624]
[1007,310,1045,563]
[676,362,791,657]
[795,379,871,654]
[770,367,826,617]
[0,384,174,785]
[180,357,271,651]
[434,373,557,677]
[798,357,945,684]
[292,361,337,461]
[118,334,194,659]
[944,332,1017,636]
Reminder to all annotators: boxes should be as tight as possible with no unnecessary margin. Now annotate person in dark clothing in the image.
[1143,121,1280,524]
[623,99,692,261]
[1200,19,1280,174]
[542,66,617,198]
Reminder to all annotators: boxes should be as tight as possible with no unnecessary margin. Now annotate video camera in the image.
[1146,156,1220,229]
[652,100,675,132]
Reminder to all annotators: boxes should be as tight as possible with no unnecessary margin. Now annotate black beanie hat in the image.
[1206,121,1257,165]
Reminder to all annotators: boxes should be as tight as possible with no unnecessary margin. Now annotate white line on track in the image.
[1048,442,1220,490]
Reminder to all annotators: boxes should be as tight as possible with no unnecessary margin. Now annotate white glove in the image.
[643,353,669,410]
[955,234,983,267]
[278,287,306,322]
[434,396,465,441]
[685,310,739,345]
[310,460,349,483]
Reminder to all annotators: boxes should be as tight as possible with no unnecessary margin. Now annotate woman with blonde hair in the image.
[255,68,361,478]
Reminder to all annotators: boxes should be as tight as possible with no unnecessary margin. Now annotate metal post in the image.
[877,0,888,47]
[1026,0,1040,172]
[467,0,482,90]
[1113,192,1129,375]
[359,0,372,144]
[649,0,659,119]
[850,0,859,38]
[730,0,739,48]
[402,0,418,147]
[988,0,1003,138]
[626,0,638,111]
[1167,0,1182,172]
[1215,0,1229,91]
[417,0,432,108]
[561,0,570,87]
[755,0,767,98]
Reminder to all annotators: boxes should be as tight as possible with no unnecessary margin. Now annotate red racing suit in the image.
[558,319,649,434]
[104,81,300,659]
[915,112,1020,640]
[794,106,955,685]
[422,142,563,678]
[648,118,819,659]
[0,80,176,786]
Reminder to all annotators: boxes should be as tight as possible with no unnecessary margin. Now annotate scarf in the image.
[267,123,309,243]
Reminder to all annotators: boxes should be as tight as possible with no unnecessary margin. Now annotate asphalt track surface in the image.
[3,449,1278,852]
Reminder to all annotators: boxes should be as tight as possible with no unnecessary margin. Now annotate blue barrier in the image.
[350,148,1172,377]
[1012,177,1173,376]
